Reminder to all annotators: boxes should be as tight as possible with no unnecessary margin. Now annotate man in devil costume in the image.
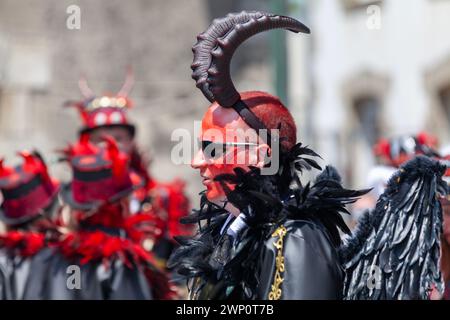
[23,136,174,299]
[66,71,191,267]
[0,151,60,299]
[169,11,447,300]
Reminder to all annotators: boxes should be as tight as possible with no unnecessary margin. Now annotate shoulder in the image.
[283,219,336,246]
[284,219,331,238]
[257,218,344,299]
[267,218,340,264]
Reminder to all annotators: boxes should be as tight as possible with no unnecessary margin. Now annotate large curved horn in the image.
[117,66,135,97]
[18,150,40,172]
[78,75,95,99]
[191,11,310,107]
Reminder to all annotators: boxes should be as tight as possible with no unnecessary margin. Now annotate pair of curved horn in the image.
[0,151,46,174]
[78,67,135,99]
[191,11,310,107]
[0,158,9,176]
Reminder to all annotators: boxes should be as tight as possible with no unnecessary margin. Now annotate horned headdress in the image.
[191,11,310,143]
[66,68,136,136]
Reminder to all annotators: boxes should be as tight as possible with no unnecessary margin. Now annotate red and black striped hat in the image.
[0,151,59,226]
[60,134,138,211]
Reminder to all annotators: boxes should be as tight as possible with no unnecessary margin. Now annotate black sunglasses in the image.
[199,140,258,159]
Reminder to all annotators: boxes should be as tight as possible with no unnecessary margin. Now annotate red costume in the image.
[23,136,174,299]
[66,71,191,265]
[0,151,60,299]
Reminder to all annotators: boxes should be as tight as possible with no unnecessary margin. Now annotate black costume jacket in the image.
[0,230,47,299]
[21,211,173,300]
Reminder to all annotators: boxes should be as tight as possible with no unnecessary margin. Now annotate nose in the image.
[191,149,206,169]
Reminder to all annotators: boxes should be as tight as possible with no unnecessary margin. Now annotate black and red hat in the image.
[373,132,440,167]
[0,151,60,226]
[61,135,139,211]
[66,69,136,136]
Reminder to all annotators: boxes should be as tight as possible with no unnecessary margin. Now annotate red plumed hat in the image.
[66,68,136,136]
[60,135,140,211]
[0,151,59,226]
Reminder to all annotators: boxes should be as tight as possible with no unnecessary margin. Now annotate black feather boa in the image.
[168,143,368,298]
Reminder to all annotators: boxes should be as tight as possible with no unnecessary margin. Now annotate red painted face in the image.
[191,103,267,206]
[89,126,134,155]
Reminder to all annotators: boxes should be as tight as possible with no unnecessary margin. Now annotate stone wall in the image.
[0,0,274,206]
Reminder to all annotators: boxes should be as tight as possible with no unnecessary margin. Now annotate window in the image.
[345,94,381,188]
[341,71,388,188]
[353,95,380,146]
[439,84,450,124]
[424,55,450,144]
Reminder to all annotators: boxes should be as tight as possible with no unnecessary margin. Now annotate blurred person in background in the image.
[24,136,174,299]
[65,70,191,269]
[0,151,60,299]
[373,132,440,168]
[351,132,441,225]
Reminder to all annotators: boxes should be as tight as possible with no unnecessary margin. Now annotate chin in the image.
[205,189,226,207]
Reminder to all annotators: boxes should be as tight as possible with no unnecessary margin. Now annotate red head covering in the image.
[61,135,136,210]
[373,132,439,167]
[0,151,59,226]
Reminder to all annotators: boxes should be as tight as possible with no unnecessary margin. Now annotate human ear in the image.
[254,144,270,168]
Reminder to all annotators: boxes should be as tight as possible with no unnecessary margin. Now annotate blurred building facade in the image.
[298,0,450,188]
[0,0,275,203]
[1,0,450,204]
